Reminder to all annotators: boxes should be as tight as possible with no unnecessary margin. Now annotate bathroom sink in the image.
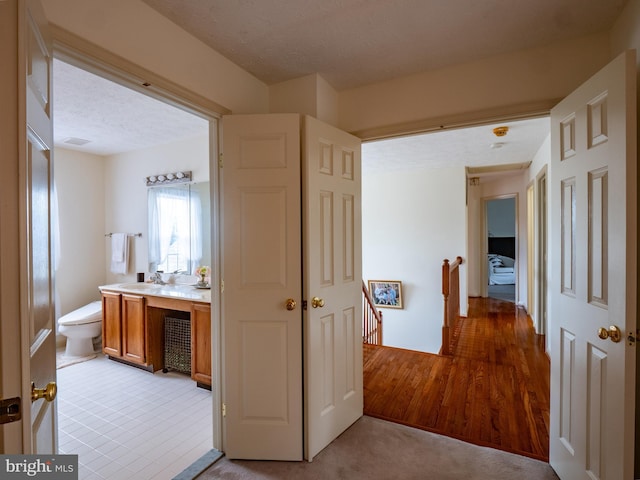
[117,283,163,290]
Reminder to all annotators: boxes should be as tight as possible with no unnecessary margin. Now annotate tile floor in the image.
[57,353,213,480]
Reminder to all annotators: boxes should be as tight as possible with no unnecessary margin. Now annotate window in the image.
[147,184,202,274]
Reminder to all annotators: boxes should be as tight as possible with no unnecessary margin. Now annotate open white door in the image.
[303,116,363,460]
[221,114,363,461]
[549,50,636,479]
[0,0,57,453]
[221,114,303,460]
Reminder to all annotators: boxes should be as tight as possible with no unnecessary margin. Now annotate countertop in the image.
[99,282,211,303]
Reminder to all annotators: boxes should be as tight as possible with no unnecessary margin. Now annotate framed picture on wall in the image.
[368,280,403,309]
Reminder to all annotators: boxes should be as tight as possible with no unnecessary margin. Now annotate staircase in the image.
[362,281,383,345]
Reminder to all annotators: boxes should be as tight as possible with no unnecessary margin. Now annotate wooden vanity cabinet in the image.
[191,303,211,387]
[101,289,211,384]
[102,292,122,357]
[101,292,162,371]
[122,294,146,365]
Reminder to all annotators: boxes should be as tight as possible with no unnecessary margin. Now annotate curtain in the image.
[190,190,203,273]
[148,185,203,274]
[148,186,187,272]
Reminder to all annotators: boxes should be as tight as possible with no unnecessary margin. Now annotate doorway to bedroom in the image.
[486,196,517,302]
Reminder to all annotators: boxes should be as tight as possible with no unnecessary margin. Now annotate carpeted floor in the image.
[197,416,559,480]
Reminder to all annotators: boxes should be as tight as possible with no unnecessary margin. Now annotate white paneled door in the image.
[303,116,362,461]
[25,0,57,453]
[549,50,636,479]
[1,0,57,453]
[222,114,303,460]
[221,114,363,461]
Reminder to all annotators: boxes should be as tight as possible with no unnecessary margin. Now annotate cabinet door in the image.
[102,292,122,357]
[122,294,146,364]
[191,303,211,386]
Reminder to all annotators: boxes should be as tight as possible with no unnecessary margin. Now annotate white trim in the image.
[50,24,229,120]
[535,166,548,344]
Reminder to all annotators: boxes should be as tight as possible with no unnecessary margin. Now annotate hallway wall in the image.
[362,166,466,354]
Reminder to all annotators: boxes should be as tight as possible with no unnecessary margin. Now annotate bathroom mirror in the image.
[147,182,211,275]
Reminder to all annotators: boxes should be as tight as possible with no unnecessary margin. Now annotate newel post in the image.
[442,258,451,355]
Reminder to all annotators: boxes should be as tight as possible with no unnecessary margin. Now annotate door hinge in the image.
[221,280,224,293]
[222,403,227,417]
[0,397,21,424]
[218,153,223,168]
[628,330,638,346]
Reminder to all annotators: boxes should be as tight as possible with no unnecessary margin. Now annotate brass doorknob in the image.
[311,297,325,308]
[31,382,57,402]
[598,325,622,343]
[285,298,297,311]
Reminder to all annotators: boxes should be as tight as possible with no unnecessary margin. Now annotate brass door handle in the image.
[31,382,57,402]
[311,297,325,308]
[598,325,622,343]
[285,298,297,311]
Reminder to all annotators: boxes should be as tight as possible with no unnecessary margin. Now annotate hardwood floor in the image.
[363,296,550,461]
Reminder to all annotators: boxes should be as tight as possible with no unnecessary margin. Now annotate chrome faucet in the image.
[149,272,166,285]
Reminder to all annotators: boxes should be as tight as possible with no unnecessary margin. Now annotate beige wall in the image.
[338,33,611,137]
[41,0,269,114]
[362,167,467,354]
[269,74,339,126]
[611,0,640,73]
[53,149,106,345]
[103,135,209,285]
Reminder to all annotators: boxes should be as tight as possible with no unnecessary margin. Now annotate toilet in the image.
[58,301,103,357]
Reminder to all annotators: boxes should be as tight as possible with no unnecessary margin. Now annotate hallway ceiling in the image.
[141,0,626,90]
[53,0,626,168]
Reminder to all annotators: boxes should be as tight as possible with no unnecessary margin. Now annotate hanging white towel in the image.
[110,233,129,274]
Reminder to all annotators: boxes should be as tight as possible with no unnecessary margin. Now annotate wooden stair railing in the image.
[362,280,383,345]
[441,256,463,355]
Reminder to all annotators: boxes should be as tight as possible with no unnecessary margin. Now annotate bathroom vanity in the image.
[99,283,211,388]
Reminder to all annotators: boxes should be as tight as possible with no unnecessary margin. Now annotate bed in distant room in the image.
[488,254,515,285]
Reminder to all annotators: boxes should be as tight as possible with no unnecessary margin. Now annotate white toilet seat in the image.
[59,301,103,357]
[59,300,102,326]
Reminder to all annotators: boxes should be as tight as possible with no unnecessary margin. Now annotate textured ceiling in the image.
[54,0,625,166]
[362,117,549,174]
[53,59,208,156]
[141,0,626,90]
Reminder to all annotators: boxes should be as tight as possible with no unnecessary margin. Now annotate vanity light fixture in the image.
[145,170,192,186]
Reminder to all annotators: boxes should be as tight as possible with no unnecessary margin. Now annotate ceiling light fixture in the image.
[63,137,91,146]
[492,126,509,137]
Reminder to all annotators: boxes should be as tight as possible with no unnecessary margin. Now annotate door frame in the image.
[536,167,549,347]
[49,29,226,451]
[0,0,26,452]
[481,193,519,300]
[527,182,535,318]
